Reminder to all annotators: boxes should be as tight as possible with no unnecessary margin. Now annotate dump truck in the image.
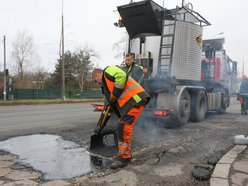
[201,38,238,95]
[114,0,232,127]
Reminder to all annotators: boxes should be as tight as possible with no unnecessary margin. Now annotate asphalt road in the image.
[0,103,100,140]
[0,98,248,185]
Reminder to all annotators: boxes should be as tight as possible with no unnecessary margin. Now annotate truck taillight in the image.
[91,104,104,111]
[152,109,174,117]
[152,110,167,117]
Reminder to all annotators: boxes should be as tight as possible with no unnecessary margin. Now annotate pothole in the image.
[0,134,111,180]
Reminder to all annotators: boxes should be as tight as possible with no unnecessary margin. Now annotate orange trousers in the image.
[117,105,144,159]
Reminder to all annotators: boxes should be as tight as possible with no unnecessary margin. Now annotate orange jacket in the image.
[102,65,149,116]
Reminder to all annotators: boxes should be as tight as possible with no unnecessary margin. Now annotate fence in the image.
[0,88,103,100]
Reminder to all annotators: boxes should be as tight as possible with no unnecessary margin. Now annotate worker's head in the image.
[125,53,135,66]
[242,74,248,79]
[92,68,103,85]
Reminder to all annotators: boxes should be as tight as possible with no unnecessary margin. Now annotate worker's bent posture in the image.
[92,66,150,169]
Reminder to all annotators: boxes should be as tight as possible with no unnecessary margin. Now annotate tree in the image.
[10,31,38,80]
[30,67,50,89]
[11,67,50,89]
[75,48,96,89]
[50,47,97,89]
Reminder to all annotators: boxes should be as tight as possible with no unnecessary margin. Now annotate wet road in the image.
[0,134,112,180]
[1,98,248,185]
[0,103,100,139]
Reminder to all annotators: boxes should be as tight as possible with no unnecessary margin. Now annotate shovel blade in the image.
[90,134,104,149]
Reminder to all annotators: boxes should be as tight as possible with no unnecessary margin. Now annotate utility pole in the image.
[3,36,6,101]
[243,58,244,76]
[242,51,248,76]
[61,0,65,100]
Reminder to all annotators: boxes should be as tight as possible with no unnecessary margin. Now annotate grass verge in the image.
[0,98,103,106]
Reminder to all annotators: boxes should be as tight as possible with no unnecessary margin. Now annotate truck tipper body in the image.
[116,0,233,127]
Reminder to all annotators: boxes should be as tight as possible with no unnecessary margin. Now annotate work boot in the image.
[110,157,131,169]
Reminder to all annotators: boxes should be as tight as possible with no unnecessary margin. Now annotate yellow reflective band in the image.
[118,150,130,155]
[118,142,129,147]
[133,95,141,103]
[117,83,139,102]
[134,64,143,70]
[128,65,132,73]
[115,84,125,89]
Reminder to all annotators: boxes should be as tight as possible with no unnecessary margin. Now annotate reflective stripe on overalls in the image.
[117,105,145,159]
[104,76,144,108]
[103,68,146,159]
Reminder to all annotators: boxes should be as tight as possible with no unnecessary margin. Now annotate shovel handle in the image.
[99,106,111,128]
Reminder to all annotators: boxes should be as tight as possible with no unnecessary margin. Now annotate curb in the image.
[210,145,247,186]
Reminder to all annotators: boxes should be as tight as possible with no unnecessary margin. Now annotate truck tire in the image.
[165,90,190,128]
[190,90,207,122]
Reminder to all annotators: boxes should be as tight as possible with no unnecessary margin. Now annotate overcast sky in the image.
[0,0,248,75]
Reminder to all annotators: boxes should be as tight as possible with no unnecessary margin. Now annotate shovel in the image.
[90,105,111,149]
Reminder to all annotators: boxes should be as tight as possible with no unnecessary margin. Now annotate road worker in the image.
[121,53,144,84]
[240,75,248,115]
[92,66,150,169]
[94,53,147,142]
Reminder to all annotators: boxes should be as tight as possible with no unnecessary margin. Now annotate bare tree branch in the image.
[11,31,38,79]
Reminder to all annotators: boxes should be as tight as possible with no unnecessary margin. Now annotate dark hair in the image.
[125,53,135,59]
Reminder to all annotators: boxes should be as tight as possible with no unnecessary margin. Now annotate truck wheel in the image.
[166,90,190,128]
[190,90,207,122]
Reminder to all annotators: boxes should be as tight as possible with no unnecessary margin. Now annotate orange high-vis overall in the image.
[103,75,146,159]
[117,105,144,159]
[104,76,144,107]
